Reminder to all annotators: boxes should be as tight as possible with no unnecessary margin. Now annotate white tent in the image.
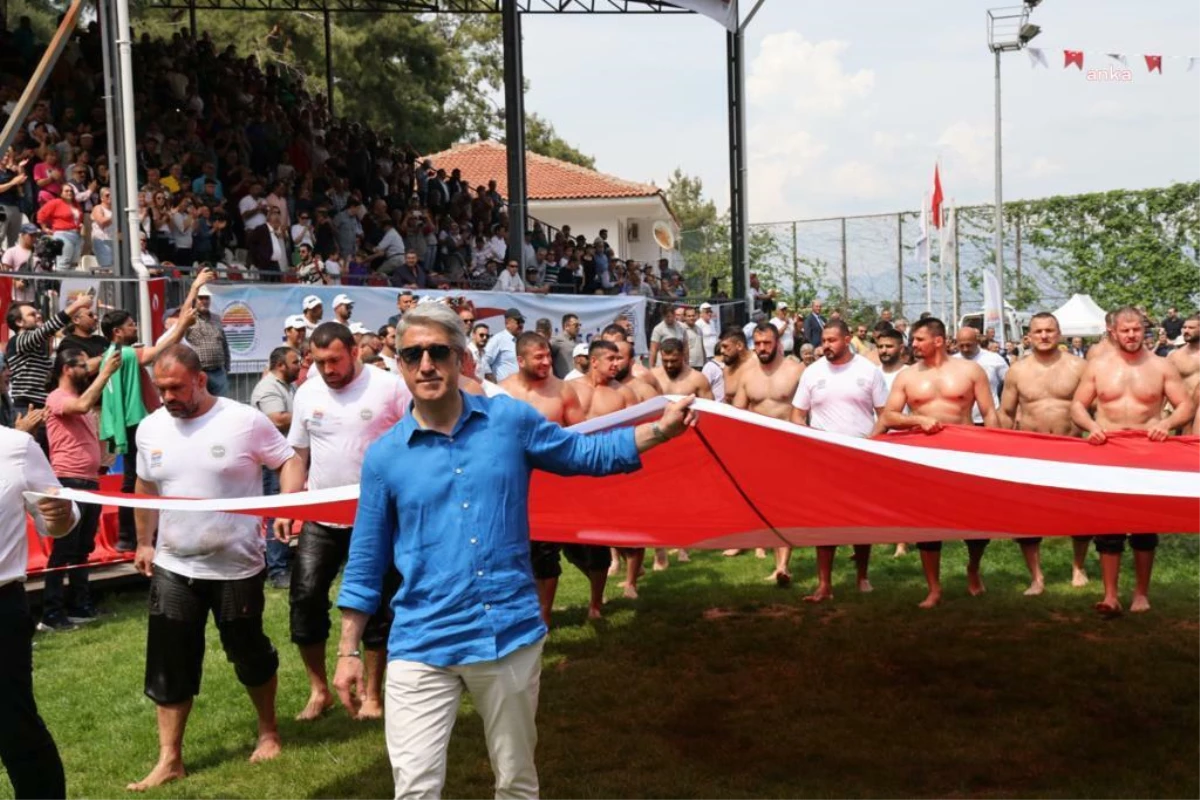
[1051,294,1107,337]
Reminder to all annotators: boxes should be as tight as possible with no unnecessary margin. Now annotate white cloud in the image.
[747,31,875,116]
[830,160,887,198]
[1027,156,1063,178]
[936,121,994,183]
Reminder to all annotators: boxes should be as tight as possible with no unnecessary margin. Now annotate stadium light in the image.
[986,3,1043,299]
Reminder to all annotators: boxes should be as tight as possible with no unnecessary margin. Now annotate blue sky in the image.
[519,0,1200,222]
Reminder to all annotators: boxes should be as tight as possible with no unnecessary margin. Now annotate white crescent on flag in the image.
[30,398,1199,550]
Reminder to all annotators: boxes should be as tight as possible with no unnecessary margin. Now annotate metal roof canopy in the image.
[137,0,751,309]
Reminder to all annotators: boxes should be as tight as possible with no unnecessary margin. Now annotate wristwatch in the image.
[337,650,361,659]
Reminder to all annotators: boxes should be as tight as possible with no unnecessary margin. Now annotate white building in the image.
[426,140,681,266]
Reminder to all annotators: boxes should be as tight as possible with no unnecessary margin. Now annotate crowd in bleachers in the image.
[0,17,696,299]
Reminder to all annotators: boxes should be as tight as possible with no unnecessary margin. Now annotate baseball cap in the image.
[349,321,370,335]
[333,293,353,307]
[302,294,323,310]
[572,343,589,358]
[778,302,789,310]
[699,302,713,310]
[197,285,212,298]
[19,223,38,235]
[504,308,525,322]
[284,314,306,331]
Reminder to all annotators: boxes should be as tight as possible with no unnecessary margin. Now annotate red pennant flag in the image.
[1064,50,1084,70]
[931,165,944,230]
[1145,54,1163,73]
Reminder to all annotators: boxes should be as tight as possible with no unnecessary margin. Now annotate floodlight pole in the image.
[726,26,747,313]
[992,47,1004,298]
[324,9,335,117]
[502,0,527,266]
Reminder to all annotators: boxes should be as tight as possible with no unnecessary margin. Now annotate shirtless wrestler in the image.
[879,317,999,608]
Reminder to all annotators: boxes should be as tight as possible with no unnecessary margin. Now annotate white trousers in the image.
[385,637,545,800]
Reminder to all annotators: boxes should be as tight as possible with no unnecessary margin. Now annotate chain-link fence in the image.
[747,204,1071,323]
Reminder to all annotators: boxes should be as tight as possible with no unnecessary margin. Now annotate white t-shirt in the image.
[0,427,77,587]
[288,366,410,524]
[564,368,584,381]
[792,354,887,438]
[702,358,726,403]
[239,194,266,230]
[881,364,907,397]
[770,315,794,355]
[136,398,294,580]
[695,318,718,359]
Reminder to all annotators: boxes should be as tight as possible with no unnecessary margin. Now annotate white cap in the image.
[333,293,353,308]
[349,321,370,335]
[572,343,589,358]
[284,314,306,331]
[778,302,789,310]
[197,285,212,298]
[699,302,713,310]
[302,294,322,310]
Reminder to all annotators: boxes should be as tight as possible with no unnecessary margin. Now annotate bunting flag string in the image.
[1025,47,1199,76]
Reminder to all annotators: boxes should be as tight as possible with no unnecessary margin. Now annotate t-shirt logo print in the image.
[210,445,227,458]
[359,409,374,421]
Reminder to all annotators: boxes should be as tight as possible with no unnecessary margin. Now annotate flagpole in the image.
[923,192,931,314]
[950,203,959,327]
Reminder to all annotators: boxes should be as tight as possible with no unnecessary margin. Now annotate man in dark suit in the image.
[803,300,826,347]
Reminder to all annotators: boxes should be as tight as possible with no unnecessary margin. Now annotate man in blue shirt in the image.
[482,307,524,383]
[332,302,695,799]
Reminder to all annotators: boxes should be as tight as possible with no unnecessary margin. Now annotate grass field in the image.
[7,536,1199,799]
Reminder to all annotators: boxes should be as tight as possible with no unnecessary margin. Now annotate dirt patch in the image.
[702,604,803,621]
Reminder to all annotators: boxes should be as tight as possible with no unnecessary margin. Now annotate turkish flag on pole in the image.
[1145,54,1163,73]
[931,165,944,229]
[1064,50,1084,70]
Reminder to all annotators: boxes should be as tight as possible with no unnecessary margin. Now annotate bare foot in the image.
[1071,568,1089,588]
[857,579,873,593]
[774,571,791,588]
[127,757,186,791]
[1093,599,1122,617]
[623,583,638,599]
[356,698,383,720]
[918,590,942,609]
[722,549,742,557]
[295,688,335,721]
[803,587,832,603]
[1023,578,1045,597]
[607,560,620,577]
[1130,595,1151,613]
[892,544,908,558]
[652,553,669,571]
[677,549,690,563]
[249,732,282,763]
[754,548,767,559]
[587,604,603,620]
[967,569,986,596]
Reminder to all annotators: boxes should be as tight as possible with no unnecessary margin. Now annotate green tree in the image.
[522,113,594,168]
[666,167,717,233]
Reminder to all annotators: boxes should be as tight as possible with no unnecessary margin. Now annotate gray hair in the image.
[394,301,468,353]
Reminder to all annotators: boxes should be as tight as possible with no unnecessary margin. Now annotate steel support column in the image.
[726,27,748,316]
[99,0,135,313]
[324,9,335,116]
[188,0,197,38]
[502,0,527,262]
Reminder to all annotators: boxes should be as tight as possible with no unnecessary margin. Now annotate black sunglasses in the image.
[398,344,457,367]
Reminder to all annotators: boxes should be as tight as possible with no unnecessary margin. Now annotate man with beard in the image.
[273,323,411,722]
[129,346,304,790]
[875,328,908,396]
[599,325,661,401]
[733,323,805,584]
[998,312,1089,594]
[652,339,714,400]
[1166,315,1199,431]
[1071,307,1193,616]
[717,326,766,558]
[500,332,588,624]
[789,320,885,602]
[879,317,998,608]
[1086,311,1117,363]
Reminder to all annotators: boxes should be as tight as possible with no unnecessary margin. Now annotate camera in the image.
[33,235,64,270]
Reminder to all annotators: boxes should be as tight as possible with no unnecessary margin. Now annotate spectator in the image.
[1162,307,1183,340]
[332,294,355,327]
[681,306,707,369]
[366,218,407,280]
[564,343,590,381]
[550,314,582,378]
[169,195,197,267]
[91,188,114,268]
[301,295,324,335]
[803,300,826,348]
[36,183,83,270]
[33,149,64,205]
[1068,336,1087,358]
[696,302,718,359]
[483,308,524,382]
[1,223,38,274]
[648,304,690,368]
[495,259,525,293]
[61,301,110,373]
[466,322,490,370]
[185,285,231,395]
[291,210,315,250]
[251,345,302,589]
[39,348,123,631]
[0,149,29,249]
[5,294,93,417]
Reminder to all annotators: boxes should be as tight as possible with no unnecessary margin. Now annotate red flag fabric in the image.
[1145,54,1163,73]
[930,165,943,230]
[1064,50,1085,70]
[32,399,1199,551]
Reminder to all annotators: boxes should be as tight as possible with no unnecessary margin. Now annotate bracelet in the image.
[651,423,670,443]
[337,650,361,659]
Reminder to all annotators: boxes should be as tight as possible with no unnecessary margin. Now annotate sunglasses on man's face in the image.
[398,344,457,367]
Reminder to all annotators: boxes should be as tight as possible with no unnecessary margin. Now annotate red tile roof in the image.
[424,140,663,202]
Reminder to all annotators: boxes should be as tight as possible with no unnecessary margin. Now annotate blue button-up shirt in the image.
[337,390,642,667]
[483,329,519,382]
